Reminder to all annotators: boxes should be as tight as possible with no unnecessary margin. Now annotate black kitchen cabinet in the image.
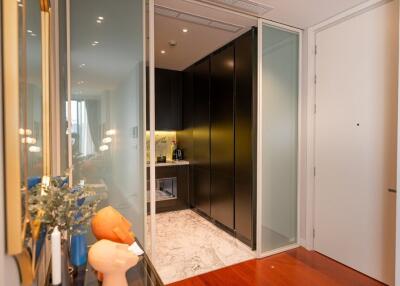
[177,68,195,207]
[182,29,257,249]
[192,59,211,216]
[210,45,235,230]
[234,29,257,248]
[146,68,182,130]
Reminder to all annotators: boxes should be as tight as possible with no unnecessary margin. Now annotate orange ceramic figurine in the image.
[91,206,135,244]
[88,240,139,286]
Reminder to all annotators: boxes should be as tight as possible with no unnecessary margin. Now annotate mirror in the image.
[2,0,51,284]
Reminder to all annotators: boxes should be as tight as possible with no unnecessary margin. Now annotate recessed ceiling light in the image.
[19,128,32,135]
[102,137,112,144]
[97,20,102,24]
[98,16,104,20]
[27,30,32,33]
[18,3,23,7]
[29,146,41,153]
[99,145,109,152]
[31,33,36,37]
[161,50,166,54]
[182,28,189,33]
[105,129,116,136]
[91,41,99,46]
[21,137,37,144]
[79,63,86,68]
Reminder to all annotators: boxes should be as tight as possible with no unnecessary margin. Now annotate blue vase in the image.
[70,234,88,267]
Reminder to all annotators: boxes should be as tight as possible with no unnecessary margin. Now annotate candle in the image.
[51,227,61,285]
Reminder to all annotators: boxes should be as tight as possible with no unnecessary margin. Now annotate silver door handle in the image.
[388,188,397,193]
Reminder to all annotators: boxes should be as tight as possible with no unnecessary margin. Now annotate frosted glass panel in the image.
[69,0,145,241]
[261,25,299,252]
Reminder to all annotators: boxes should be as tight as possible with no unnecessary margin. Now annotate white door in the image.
[314,1,398,285]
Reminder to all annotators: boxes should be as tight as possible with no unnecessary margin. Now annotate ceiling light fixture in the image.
[98,16,104,20]
[99,145,109,152]
[79,63,86,68]
[21,137,37,144]
[161,50,166,54]
[27,30,32,33]
[31,33,37,37]
[19,128,32,136]
[105,129,116,136]
[102,137,112,144]
[182,28,188,33]
[29,146,41,153]
[91,41,99,46]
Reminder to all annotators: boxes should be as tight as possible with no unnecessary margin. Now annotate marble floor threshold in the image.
[146,209,255,284]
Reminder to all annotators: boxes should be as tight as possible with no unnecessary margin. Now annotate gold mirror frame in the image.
[2,0,51,284]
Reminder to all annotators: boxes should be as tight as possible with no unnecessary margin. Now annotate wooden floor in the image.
[168,247,385,286]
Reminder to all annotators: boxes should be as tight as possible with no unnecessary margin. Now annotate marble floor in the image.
[146,210,255,285]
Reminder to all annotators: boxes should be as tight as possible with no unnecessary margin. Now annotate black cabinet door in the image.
[193,167,210,215]
[234,30,256,247]
[210,45,235,230]
[146,68,182,130]
[178,68,195,207]
[155,68,182,130]
[193,59,211,215]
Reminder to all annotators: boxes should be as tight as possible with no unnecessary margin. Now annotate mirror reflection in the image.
[18,0,44,266]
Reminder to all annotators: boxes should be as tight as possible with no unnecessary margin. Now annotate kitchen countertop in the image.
[146,160,190,167]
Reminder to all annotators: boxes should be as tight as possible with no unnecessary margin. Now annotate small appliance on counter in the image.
[173,148,184,161]
[156,156,167,163]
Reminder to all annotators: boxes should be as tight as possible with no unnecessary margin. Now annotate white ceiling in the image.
[154,0,372,70]
[70,0,372,95]
[155,0,257,70]
[201,0,371,28]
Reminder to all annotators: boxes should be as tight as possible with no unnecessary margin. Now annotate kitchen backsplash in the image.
[146,131,177,162]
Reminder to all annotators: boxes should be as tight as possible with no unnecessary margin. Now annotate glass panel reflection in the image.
[261,25,299,252]
[19,0,43,181]
[69,0,145,242]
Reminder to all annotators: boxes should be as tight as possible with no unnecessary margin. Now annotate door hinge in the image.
[313,229,316,238]
[314,75,317,85]
[314,167,316,177]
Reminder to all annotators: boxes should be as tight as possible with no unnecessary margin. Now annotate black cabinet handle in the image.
[388,188,397,193]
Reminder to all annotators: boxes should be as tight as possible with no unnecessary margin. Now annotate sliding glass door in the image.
[257,21,301,256]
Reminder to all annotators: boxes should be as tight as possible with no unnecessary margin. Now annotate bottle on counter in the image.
[171,141,177,160]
